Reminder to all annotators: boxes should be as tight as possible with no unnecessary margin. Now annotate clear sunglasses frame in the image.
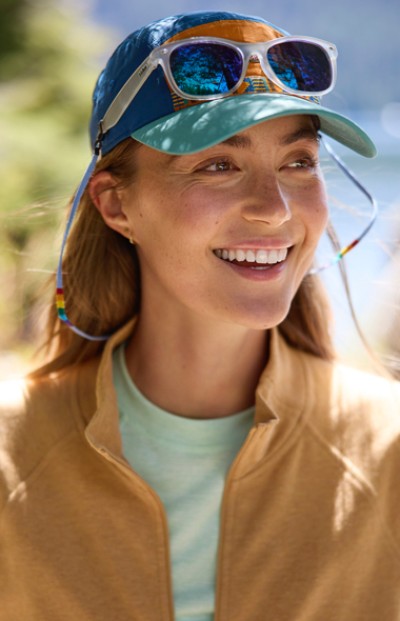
[100,35,338,139]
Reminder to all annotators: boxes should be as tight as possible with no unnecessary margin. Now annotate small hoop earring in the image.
[125,228,135,245]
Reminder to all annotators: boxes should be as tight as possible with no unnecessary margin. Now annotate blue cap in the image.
[90,11,376,157]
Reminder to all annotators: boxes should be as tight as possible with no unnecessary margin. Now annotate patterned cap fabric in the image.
[90,11,376,157]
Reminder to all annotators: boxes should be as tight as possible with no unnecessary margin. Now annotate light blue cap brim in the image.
[131,94,376,158]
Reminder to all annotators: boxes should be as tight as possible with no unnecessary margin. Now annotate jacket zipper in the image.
[214,422,273,621]
[90,420,273,621]
[90,442,176,621]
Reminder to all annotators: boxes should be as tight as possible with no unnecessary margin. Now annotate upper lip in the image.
[213,239,294,251]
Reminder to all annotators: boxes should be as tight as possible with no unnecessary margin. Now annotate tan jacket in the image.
[1,320,400,621]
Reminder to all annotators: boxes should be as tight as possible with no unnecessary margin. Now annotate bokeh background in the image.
[1,0,399,376]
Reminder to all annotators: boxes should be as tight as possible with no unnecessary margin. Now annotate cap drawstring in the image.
[308,138,378,275]
[55,144,111,341]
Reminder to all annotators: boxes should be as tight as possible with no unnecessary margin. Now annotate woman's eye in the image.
[286,157,319,171]
[202,159,236,172]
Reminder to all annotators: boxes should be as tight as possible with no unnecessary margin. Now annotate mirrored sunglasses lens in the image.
[170,43,243,96]
[267,41,332,92]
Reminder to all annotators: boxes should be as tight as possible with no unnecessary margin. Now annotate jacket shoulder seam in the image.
[0,427,81,522]
[305,419,400,567]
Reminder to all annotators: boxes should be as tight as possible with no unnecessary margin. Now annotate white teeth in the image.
[267,250,278,264]
[246,250,256,262]
[214,247,289,264]
[255,250,268,264]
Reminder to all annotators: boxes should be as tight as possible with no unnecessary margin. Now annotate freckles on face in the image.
[287,176,328,285]
[121,116,329,329]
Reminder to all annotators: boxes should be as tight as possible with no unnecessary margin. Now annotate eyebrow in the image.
[216,126,320,149]
[279,126,321,146]
[219,134,253,149]
[164,135,250,164]
[166,123,319,165]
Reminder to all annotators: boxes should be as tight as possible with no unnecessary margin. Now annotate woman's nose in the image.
[240,176,292,227]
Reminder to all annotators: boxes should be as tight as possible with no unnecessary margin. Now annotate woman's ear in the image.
[89,171,130,238]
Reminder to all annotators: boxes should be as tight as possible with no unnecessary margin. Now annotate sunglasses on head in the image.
[98,35,338,143]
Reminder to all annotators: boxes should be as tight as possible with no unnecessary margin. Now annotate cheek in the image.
[159,190,228,250]
[311,202,329,238]
[299,182,329,243]
[129,185,225,265]
[178,185,229,229]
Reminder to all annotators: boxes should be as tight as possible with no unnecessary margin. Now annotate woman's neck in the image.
[124,308,269,420]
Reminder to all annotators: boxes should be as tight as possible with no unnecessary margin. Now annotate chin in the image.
[223,299,293,331]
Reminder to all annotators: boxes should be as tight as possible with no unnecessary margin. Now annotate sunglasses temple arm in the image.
[309,138,378,275]
[100,56,158,135]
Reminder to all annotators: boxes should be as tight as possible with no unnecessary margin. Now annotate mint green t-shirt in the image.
[112,344,254,621]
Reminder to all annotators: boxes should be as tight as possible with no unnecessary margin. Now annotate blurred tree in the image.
[0,0,31,67]
[0,0,111,357]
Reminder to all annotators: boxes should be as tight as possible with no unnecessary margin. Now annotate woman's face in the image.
[119,115,328,330]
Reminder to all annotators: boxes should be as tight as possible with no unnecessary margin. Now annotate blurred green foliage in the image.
[0,0,111,358]
[0,0,31,66]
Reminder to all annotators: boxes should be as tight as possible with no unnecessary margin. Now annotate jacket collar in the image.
[84,319,137,458]
[83,319,332,460]
[253,329,332,459]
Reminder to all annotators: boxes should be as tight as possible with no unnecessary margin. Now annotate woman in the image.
[1,10,399,621]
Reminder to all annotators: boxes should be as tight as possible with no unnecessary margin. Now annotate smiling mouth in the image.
[214,247,289,268]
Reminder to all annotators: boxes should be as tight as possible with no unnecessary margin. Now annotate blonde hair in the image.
[32,137,335,377]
